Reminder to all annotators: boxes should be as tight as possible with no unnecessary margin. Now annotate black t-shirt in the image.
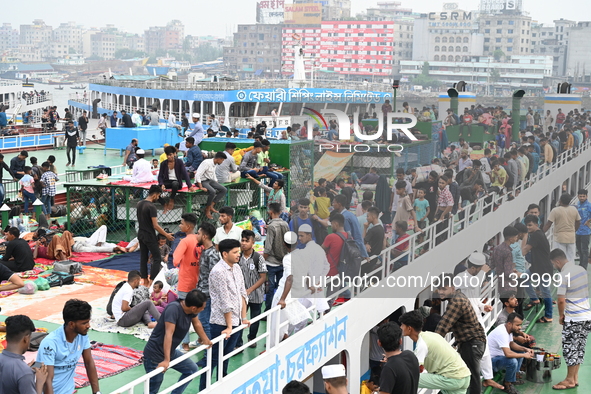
[380,350,420,394]
[64,128,79,147]
[340,186,354,208]
[365,224,385,256]
[137,200,157,242]
[143,301,196,363]
[2,238,35,272]
[78,116,88,130]
[0,263,14,281]
[527,229,553,276]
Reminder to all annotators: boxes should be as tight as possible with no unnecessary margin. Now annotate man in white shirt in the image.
[124,149,153,183]
[131,110,142,127]
[167,112,182,131]
[112,270,160,328]
[488,312,533,394]
[550,248,591,390]
[209,114,220,133]
[213,206,243,247]
[195,152,227,219]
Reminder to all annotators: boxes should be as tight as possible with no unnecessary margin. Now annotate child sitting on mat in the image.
[150,281,168,313]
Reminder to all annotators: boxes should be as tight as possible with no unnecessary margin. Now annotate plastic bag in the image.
[149,263,171,294]
[18,280,38,294]
[34,277,50,291]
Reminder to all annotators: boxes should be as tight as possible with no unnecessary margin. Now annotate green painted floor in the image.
[486,301,591,394]
[0,313,267,394]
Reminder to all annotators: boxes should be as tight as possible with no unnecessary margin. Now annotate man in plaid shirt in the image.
[436,273,487,394]
[40,161,58,215]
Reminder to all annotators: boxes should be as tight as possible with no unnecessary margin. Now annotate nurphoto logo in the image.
[307,107,418,153]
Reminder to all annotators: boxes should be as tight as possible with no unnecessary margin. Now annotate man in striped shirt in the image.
[550,248,591,390]
[236,230,267,350]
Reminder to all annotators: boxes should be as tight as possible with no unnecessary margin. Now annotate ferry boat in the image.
[68,48,399,140]
[55,44,591,394]
[0,78,53,124]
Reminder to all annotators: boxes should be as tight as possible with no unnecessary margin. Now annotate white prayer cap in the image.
[136,149,145,155]
[322,364,346,379]
[192,113,201,118]
[468,252,486,266]
[284,231,298,244]
[298,224,313,233]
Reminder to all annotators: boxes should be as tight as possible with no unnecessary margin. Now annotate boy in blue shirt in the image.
[413,188,430,230]
[37,299,100,394]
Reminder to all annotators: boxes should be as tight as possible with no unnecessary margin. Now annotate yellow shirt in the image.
[232,146,254,165]
[360,381,374,394]
[159,152,167,163]
[315,197,331,219]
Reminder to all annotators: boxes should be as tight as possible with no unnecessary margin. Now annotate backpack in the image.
[107,281,126,317]
[550,144,558,163]
[46,271,75,287]
[335,232,363,278]
[28,332,49,351]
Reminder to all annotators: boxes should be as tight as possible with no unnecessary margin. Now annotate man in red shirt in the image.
[322,212,347,277]
[556,108,566,131]
[299,120,308,139]
[459,108,473,138]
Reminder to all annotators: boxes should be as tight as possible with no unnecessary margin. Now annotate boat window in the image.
[192,102,201,113]
[203,102,213,115]
[215,102,225,116]
[281,102,303,116]
[256,102,280,116]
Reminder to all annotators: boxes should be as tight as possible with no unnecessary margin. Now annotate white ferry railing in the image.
[89,78,396,94]
[110,138,591,394]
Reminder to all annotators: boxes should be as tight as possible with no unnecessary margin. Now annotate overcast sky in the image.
[1,0,588,38]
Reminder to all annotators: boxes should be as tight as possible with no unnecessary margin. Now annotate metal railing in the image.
[110,139,591,393]
[89,78,395,94]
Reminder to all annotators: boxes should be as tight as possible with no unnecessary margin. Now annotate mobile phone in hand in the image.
[31,361,42,369]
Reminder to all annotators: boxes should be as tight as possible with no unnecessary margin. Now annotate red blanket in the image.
[109,180,157,188]
[24,343,144,388]
[109,180,191,192]
[74,343,144,388]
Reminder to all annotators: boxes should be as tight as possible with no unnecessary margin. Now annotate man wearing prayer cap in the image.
[321,364,348,393]
[454,252,502,391]
[293,224,330,301]
[187,113,205,144]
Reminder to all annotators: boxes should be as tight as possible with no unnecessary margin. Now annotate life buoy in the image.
[292,33,301,40]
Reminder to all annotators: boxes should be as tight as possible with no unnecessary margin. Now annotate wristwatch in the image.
[94,391,102,394]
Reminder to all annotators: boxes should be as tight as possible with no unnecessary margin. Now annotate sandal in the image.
[524,301,540,311]
[537,317,553,323]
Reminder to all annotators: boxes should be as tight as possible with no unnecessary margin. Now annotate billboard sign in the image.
[257,0,285,24]
[284,3,322,25]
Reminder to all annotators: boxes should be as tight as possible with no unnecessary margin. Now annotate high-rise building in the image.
[478,13,532,58]
[365,1,414,21]
[223,24,283,78]
[144,20,184,54]
[53,22,85,55]
[0,24,19,52]
[531,19,575,77]
[19,19,52,46]
[566,21,591,82]
[319,21,395,77]
[412,11,483,62]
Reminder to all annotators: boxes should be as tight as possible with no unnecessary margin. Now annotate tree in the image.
[493,49,505,61]
[114,48,147,60]
[490,68,501,83]
[412,61,442,88]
